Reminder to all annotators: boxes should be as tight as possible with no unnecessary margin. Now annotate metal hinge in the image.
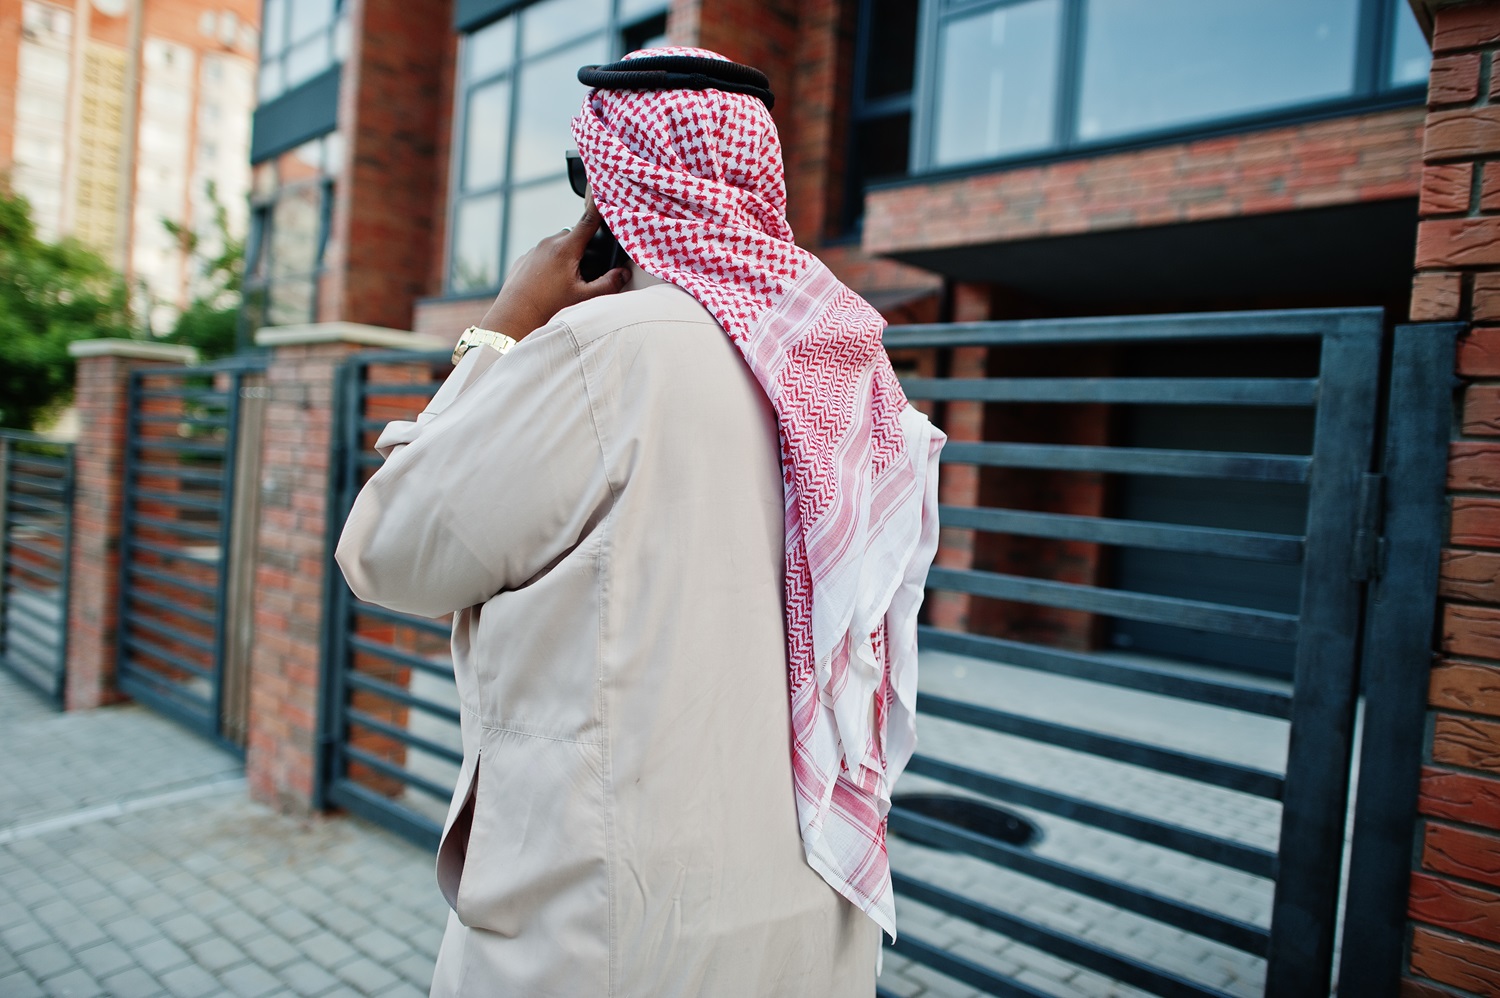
[1350,472,1386,582]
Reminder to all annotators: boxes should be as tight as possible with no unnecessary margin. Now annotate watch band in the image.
[452,325,519,365]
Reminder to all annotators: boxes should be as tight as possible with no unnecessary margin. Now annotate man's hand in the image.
[477,195,630,342]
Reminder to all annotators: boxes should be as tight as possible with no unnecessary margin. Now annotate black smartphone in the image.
[567,149,629,282]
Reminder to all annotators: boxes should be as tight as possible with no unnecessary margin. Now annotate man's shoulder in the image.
[553,282,718,346]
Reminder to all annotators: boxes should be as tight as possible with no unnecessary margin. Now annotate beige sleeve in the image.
[334,320,611,618]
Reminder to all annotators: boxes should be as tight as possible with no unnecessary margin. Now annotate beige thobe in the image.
[335,271,880,997]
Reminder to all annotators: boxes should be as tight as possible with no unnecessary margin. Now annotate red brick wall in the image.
[863,106,1425,257]
[245,342,351,812]
[323,0,452,330]
[1407,3,1500,994]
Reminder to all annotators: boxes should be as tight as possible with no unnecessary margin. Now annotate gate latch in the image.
[1350,472,1386,583]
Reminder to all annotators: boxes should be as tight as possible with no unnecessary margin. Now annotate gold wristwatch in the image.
[452,325,518,365]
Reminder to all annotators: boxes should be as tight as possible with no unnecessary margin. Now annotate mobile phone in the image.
[580,223,629,282]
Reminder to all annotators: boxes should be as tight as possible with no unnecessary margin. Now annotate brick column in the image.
[245,323,444,814]
[63,339,198,711]
[1406,3,1500,995]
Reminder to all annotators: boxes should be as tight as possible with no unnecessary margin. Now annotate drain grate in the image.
[890,793,1041,850]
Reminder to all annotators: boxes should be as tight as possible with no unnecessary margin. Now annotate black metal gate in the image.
[117,360,264,747]
[318,310,1452,996]
[0,431,75,704]
[319,351,459,843]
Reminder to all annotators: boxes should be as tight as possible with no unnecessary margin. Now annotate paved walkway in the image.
[0,649,1318,998]
[0,670,447,997]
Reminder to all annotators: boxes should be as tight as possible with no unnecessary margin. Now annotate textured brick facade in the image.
[863,107,1425,257]
[63,343,196,711]
[1408,3,1500,995]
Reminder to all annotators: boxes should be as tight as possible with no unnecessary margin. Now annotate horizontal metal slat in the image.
[893,873,1234,998]
[340,744,453,801]
[8,453,70,472]
[126,538,221,566]
[324,780,440,851]
[345,708,462,765]
[942,441,1312,483]
[133,414,229,428]
[131,463,225,487]
[7,494,65,516]
[126,562,217,597]
[124,611,215,654]
[125,586,216,627]
[899,376,1318,407]
[927,567,1299,642]
[888,807,1268,955]
[886,933,1051,998]
[130,439,227,458]
[132,488,224,512]
[2,608,63,649]
[8,556,62,585]
[361,383,443,398]
[882,307,1372,348]
[5,535,66,567]
[905,754,1278,878]
[917,627,1292,718]
[121,633,212,680]
[3,576,63,607]
[3,516,65,540]
[8,471,68,492]
[939,505,1304,562]
[917,693,1284,798]
[352,600,452,637]
[343,671,461,724]
[348,636,456,681]
[136,388,228,404]
[131,513,222,543]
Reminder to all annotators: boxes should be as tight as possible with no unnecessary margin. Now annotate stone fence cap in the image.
[68,339,199,363]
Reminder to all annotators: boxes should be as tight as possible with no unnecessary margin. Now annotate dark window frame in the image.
[445,1,669,295]
[843,0,1429,220]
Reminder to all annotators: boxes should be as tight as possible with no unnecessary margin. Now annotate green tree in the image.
[158,181,245,360]
[0,184,132,430]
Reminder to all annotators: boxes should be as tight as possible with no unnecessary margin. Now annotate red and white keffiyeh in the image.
[572,47,945,937]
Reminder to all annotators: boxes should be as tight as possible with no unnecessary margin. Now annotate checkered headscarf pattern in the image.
[572,47,945,937]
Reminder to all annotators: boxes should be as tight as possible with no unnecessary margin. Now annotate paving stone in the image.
[101,916,157,948]
[220,961,283,998]
[264,909,320,941]
[187,936,248,974]
[69,941,134,980]
[278,958,341,996]
[350,925,410,963]
[40,966,103,997]
[0,969,45,997]
[389,949,435,986]
[0,921,52,953]
[334,955,400,993]
[241,932,300,971]
[157,912,216,947]
[15,942,72,980]
[131,935,192,976]
[96,967,163,998]
[158,962,221,998]
[300,930,358,970]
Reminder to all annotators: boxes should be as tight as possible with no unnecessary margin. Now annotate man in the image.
[336,47,944,997]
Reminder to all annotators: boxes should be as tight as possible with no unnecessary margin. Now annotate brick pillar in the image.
[62,340,198,711]
[244,323,443,814]
[1405,3,1500,995]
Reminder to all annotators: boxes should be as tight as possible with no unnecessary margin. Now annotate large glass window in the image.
[257,0,349,103]
[241,133,341,340]
[448,0,668,293]
[844,0,920,231]
[905,0,1431,175]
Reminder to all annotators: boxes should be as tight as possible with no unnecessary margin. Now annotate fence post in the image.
[245,323,444,814]
[63,340,197,711]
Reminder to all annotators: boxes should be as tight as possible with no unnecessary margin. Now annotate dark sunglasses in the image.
[565,150,588,198]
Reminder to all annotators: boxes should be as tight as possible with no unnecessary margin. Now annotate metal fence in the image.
[0,431,75,704]
[116,360,265,748]
[319,351,459,844]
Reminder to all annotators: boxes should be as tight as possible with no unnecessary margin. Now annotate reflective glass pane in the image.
[452,194,503,291]
[933,0,1061,167]
[258,57,284,101]
[619,0,668,22]
[1389,1,1431,88]
[262,0,287,58]
[463,80,510,192]
[333,13,350,62]
[270,183,322,278]
[285,35,329,88]
[289,0,334,43]
[504,177,578,276]
[466,16,516,83]
[521,0,609,56]
[512,36,607,182]
[268,275,316,326]
[1077,0,1359,142]
[864,0,919,101]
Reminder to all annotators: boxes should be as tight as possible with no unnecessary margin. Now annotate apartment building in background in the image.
[0,0,261,332]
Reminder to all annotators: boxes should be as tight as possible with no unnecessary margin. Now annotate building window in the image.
[257,0,349,104]
[843,0,920,232]
[447,0,669,294]
[241,133,342,342]
[903,0,1431,175]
